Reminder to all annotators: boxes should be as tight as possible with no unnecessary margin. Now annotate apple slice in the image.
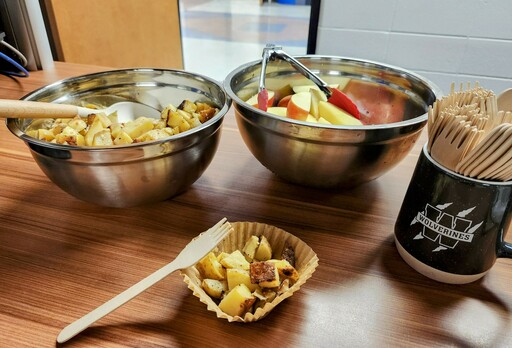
[305,114,318,123]
[277,95,292,107]
[310,88,328,118]
[318,117,331,124]
[267,107,287,117]
[245,90,275,108]
[318,101,363,126]
[287,92,311,121]
[274,84,294,101]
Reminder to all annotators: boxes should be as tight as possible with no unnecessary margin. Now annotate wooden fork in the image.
[57,218,232,344]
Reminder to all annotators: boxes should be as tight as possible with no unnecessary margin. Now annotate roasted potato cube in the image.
[220,250,250,270]
[178,99,197,113]
[242,235,259,262]
[188,116,202,129]
[269,259,299,284]
[107,111,119,124]
[113,131,133,145]
[226,268,259,292]
[96,112,112,128]
[217,251,230,263]
[67,117,87,133]
[92,129,114,146]
[122,117,154,139]
[178,119,191,133]
[277,279,290,295]
[201,279,227,299]
[167,111,184,128]
[110,123,123,138]
[134,129,171,143]
[35,129,55,141]
[197,252,225,280]
[84,116,107,146]
[254,235,272,261]
[250,261,280,288]
[218,284,255,317]
[281,242,296,267]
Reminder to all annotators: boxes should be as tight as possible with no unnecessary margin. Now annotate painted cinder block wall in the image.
[314,0,512,95]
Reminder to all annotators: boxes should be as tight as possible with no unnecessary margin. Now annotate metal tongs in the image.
[257,44,360,118]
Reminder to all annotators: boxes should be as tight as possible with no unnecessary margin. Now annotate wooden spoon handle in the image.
[0,99,80,118]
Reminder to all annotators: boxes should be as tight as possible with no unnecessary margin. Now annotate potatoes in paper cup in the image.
[181,221,319,322]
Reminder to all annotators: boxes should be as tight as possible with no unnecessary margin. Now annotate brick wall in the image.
[315,0,512,95]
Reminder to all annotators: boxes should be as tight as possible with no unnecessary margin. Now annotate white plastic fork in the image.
[57,218,231,344]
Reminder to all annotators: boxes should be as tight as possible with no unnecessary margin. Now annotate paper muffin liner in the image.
[181,221,319,323]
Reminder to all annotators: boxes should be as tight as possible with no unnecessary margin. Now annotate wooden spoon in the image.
[0,99,161,122]
[497,87,512,111]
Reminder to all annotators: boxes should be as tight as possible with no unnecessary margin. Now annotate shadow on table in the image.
[55,288,304,347]
[379,235,512,347]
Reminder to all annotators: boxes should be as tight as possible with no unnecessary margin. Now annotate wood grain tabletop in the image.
[0,63,511,347]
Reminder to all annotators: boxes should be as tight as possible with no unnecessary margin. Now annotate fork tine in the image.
[204,218,227,235]
[211,222,232,243]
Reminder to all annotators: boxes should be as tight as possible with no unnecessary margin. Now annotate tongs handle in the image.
[259,44,332,97]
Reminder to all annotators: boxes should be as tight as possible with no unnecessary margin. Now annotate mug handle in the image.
[498,241,512,258]
[497,225,512,258]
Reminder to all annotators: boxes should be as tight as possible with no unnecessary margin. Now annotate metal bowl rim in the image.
[224,55,443,130]
[6,67,231,152]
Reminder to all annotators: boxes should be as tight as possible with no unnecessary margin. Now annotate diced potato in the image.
[161,103,177,121]
[67,117,87,133]
[226,268,259,292]
[178,99,197,113]
[220,250,250,270]
[197,252,225,280]
[218,284,255,317]
[122,117,154,139]
[92,129,114,146]
[201,279,227,299]
[107,111,119,124]
[217,251,230,263]
[113,131,133,145]
[268,259,299,283]
[95,112,112,128]
[242,235,259,262]
[254,235,272,261]
[110,123,123,138]
[178,119,191,133]
[134,129,171,142]
[250,261,280,288]
[55,126,83,145]
[84,117,107,146]
[188,116,202,129]
[277,279,290,295]
[36,129,55,141]
[153,119,167,129]
[167,111,184,128]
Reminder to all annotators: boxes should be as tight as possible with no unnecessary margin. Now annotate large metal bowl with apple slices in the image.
[224,56,443,188]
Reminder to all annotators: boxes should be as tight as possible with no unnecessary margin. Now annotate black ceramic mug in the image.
[394,144,512,284]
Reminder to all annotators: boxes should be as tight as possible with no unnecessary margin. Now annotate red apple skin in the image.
[277,95,292,107]
[246,91,275,108]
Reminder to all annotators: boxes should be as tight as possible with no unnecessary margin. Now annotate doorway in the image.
[179,0,312,81]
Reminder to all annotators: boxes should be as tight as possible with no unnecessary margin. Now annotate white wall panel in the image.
[315,0,512,93]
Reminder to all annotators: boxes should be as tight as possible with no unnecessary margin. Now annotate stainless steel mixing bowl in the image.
[7,68,231,207]
[224,56,443,188]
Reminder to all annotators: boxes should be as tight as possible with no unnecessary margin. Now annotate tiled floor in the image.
[179,0,311,82]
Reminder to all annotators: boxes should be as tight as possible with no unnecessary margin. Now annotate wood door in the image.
[43,0,183,68]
